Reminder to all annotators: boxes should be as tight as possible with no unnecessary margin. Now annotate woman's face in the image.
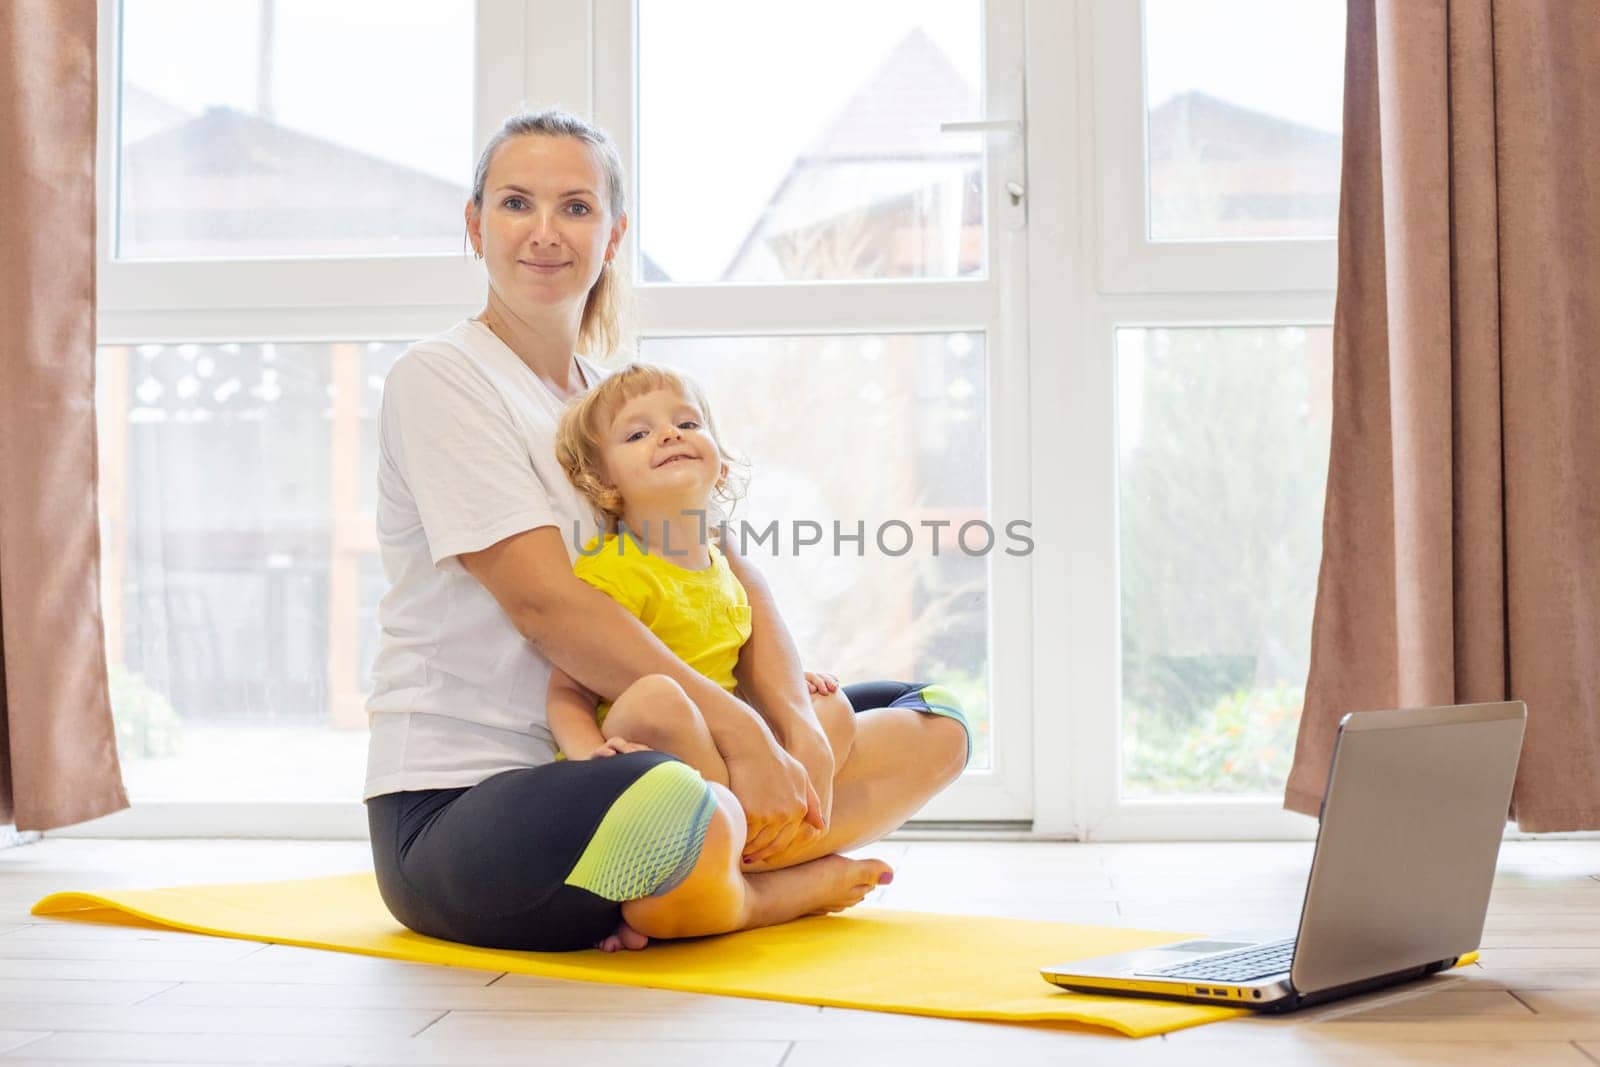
[468,134,627,317]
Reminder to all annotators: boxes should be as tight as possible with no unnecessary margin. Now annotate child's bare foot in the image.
[594,918,650,953]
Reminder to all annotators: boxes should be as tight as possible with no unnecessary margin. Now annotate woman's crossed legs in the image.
[366,680,970,954]
[603,677,972,947]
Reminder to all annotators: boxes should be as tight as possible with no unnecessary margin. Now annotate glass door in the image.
[595,0,1033,821]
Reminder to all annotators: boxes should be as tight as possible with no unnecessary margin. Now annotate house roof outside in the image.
[719,35,1341,281]
[117,95,466,259]
[113,46,1340,265]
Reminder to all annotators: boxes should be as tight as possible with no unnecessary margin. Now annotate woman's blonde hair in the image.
[556,362,751,534]
[468,107,636,362]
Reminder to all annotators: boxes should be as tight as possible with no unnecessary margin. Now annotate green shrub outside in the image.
[108,663,184,760]
[1123,682,1303,795]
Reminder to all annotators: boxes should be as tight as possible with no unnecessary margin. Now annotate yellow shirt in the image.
[569,528,752,735]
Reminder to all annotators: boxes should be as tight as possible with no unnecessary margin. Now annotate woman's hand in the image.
[722,732,826,865]
[803,669,839,695]
[723,676,840,866]
[790,670,839,850]
[772,722,835,864]
[590,737,652,759]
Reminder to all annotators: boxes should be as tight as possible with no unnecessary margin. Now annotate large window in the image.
[89,0,1343,838]
[116,0,474,259]
[94,0,1029,826]
[1117,326,1333,796]
[1143,0,1344,240]
[1072,0,1345,834]
[97,340,398,801]
[96,0,496,816]
[642,333,993,771]
[637,0,985,283]
[618,0,1029,822]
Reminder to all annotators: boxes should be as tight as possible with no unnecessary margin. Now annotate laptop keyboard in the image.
[1144,938,1296,982]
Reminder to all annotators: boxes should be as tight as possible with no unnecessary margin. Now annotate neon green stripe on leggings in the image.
[564,760,716,902]
[916,684,973,768]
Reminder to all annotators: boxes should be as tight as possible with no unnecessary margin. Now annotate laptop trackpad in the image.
[1157,940,1257,955]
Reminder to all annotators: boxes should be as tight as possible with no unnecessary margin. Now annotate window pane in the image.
[96,340,404,801]
[97,334,995,797]
[1117,326,1332,796]
[1144,0,1344,240]
[116,0,474,259]
[638,0,985,283]
[639,334,993,770]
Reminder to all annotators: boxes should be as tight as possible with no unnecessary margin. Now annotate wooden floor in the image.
[1,836,1598,1065]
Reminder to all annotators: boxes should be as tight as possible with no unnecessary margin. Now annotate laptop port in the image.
[1252,990,1263,999]
[1195,987,1210,994]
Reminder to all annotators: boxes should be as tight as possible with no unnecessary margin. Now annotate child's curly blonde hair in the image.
[555,361,751,534]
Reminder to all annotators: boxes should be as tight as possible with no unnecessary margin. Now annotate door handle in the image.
[939,119,1023,135]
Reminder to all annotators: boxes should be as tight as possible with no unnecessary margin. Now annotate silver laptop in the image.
[1041,701,1527,1012]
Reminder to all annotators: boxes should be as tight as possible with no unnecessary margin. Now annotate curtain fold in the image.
[1285,0,1600,831]
[0,0,129,832]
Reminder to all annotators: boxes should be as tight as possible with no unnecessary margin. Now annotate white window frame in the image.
[592,0,1036,827]
[95,0,562,345]
[1032,0,1336,840]
[1090,0,1338,294]
[78,0,592,840]
[66,0,1343,842]
[70,0,1043,838]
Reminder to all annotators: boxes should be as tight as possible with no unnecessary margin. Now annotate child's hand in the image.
[804,670,839,695]
[591,738,653,759]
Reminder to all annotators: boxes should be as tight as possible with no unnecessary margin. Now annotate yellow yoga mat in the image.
[31,871,1462,1038]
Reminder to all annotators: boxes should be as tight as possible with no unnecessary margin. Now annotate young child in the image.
[548,361,859,795]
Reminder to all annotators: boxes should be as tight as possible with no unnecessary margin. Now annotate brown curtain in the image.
[0,0,129,832]
[1285,0,1600,831]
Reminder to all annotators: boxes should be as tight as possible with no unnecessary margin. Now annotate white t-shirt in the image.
[363,318,611,801]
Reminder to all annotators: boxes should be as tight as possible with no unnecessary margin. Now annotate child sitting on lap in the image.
[548,361,856,787]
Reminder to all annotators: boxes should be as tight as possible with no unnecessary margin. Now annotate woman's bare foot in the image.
[594,918,650,953]
[617,782,896,943]
[744,853,893,928]
[617,853,893,944]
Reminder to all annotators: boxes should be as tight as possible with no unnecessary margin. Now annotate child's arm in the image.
[546,667,608,759]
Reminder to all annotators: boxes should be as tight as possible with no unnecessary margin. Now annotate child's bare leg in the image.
[620,781,893,941]
[601,674,730,786]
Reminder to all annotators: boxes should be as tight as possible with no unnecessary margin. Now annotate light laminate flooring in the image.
[2,836,1598,1065]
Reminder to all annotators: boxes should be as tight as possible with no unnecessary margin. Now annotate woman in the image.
[364,108,971,953]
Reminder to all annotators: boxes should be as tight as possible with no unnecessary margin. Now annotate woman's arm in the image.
[546,667,606,759]
[459,525,824,863]
[722,537,837,853]
[459,527,755,742]
[720,536,828,750]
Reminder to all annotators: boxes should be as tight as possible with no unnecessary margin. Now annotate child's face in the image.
[599,387,725,511]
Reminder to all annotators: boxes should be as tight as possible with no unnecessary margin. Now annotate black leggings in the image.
[366,679,970,952]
